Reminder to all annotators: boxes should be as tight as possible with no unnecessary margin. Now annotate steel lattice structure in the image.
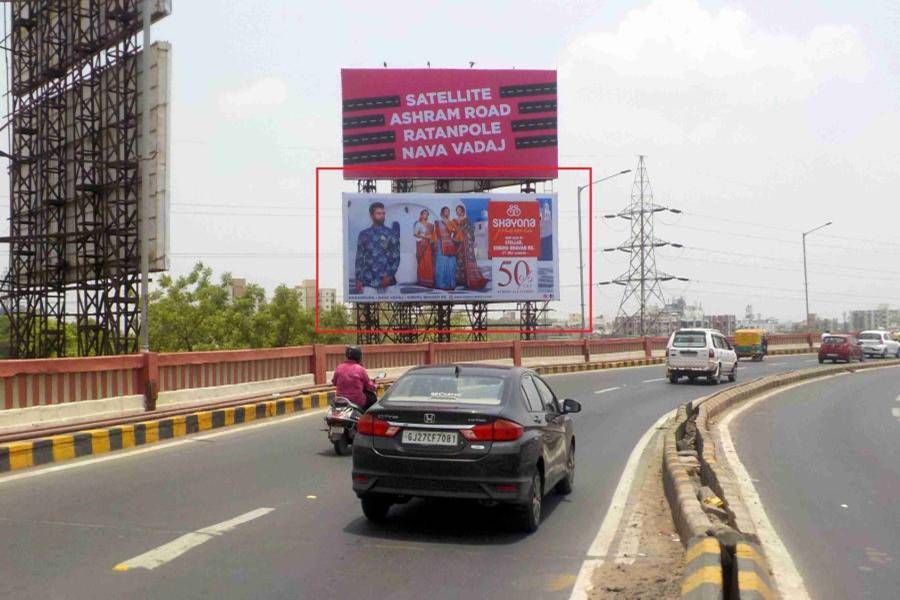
[1,1,168,357]
[603,156,687,336]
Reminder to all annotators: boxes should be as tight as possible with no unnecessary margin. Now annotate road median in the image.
[662,358,900,599]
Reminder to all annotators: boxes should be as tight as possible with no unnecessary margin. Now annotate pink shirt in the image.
[332,360,375,408]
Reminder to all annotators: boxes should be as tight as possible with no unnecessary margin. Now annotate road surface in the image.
[0,355,818,599]
[732,365,900,600]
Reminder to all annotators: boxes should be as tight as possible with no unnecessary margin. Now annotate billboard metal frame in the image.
[0,1,170,357]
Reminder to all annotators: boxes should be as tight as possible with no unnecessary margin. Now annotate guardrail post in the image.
[582,339,590,363]
[512,340,522,367]
[642,336,653,358]
[426,342,436,365]
[139,351,159,411]
[312,344,327,385]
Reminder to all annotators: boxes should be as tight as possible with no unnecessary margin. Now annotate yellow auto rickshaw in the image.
[734,329,768,361]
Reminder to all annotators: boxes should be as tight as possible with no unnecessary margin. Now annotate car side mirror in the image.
[562,398,582,414]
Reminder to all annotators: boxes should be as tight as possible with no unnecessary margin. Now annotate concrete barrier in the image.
[664,357,900,599]
[681,535,725,600]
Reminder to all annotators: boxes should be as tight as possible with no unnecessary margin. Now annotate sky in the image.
[4,0,900,324]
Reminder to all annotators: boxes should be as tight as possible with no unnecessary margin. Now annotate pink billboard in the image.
[341,68,557,179]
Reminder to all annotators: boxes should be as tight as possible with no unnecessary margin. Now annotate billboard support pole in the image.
[467,303,488,341]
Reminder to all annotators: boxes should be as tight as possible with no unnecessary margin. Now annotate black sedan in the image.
[351,364,581,533]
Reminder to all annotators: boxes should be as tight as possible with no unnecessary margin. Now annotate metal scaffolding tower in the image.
[1,1,170,357]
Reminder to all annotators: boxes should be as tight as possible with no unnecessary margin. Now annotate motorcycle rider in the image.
[332,345,378,411]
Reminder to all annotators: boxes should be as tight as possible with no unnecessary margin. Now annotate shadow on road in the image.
[343,493,571,545]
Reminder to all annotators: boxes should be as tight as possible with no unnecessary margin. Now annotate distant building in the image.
[228,278,247,301]
[296,279,336,312]
[613,308,680,338]
[708,314,736,336]
[850,306,900,331]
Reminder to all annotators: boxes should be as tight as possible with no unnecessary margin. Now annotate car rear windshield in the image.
[384,372,506,405]
[859,333,882,340]
[823,336,846,344]
[672,332,707,348]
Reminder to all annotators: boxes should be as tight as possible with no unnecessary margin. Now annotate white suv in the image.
[666,328,738,384]
[858,330,900,359]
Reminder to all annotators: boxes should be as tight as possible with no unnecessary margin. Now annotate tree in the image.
[148,263,232,351]
[262,285,314,347]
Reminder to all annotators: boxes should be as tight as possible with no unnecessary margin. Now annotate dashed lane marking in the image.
[892,407,900,421]
[113,507,274,571]
[594,386,622,395]
[642,377,666,383]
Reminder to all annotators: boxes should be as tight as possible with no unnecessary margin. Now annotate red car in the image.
[818,334,864,363]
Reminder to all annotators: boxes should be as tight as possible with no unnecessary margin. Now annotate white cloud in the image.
[559,0,870,146]
[218,77,288,116]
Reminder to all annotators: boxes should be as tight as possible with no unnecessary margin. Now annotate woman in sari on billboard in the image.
[433,206,458,290]
[455,205,487,290]
[414,209,434,287]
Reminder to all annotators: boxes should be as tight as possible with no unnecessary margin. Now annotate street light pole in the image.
[577,169,631,337]
[802,221,832,330]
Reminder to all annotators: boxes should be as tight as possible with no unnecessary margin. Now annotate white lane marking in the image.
[767,362,787,366]
[594,386,621,395]
[114,507,274,571]
[569,408,675,600]
[719,382,813,600]
[892,407,900,421]
[642,377,666,383]
[0,408,327,487]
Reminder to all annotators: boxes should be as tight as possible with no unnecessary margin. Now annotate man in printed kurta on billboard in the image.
[354,202,401,293]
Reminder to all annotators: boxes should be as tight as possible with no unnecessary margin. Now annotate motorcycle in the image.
[325,372,386,455]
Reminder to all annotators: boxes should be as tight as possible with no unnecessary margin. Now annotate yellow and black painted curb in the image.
[735,541,776,600]
[534,356,665,375]
[681,536,724,600]
[766,348,815,356]
[0,386,382,474]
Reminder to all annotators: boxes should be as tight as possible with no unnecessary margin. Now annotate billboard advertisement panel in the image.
[343,193,559,303]
[341,68,557,179]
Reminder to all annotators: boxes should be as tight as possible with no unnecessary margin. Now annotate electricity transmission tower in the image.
[600,156,688,336]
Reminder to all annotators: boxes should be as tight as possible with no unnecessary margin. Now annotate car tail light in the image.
[708,348,715,359]
[495,484,518,492]
[357,413,399,437]
[460,419,524,442]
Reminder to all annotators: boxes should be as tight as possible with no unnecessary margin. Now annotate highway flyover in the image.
[0,354,819,599]
[730,364,900,600]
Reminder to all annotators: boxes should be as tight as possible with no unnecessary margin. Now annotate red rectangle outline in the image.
[315,166,592,335]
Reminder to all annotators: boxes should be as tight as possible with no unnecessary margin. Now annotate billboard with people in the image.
[342,193,559,303]
[341,68,557,179]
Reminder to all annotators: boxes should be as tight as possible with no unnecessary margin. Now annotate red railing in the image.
[0,333,823,412]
